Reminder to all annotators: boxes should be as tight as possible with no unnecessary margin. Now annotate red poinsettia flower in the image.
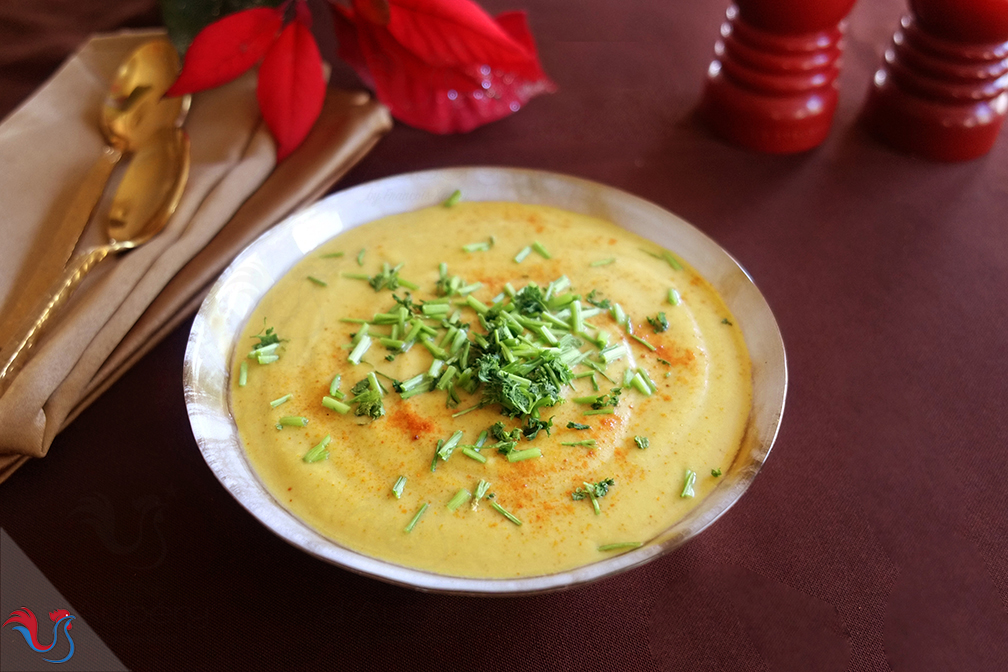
[330,0,556,133]
[166,2,326,161]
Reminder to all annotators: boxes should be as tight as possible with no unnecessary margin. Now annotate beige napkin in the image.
[0,29,392,482]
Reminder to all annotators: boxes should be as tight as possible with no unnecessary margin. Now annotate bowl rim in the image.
[183,166,788,595]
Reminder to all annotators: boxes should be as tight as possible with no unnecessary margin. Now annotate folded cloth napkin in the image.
[0,29,392,482]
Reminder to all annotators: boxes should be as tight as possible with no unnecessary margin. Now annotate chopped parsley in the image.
[634,436,649,449]
[349,373,385,420]
[646,312,669,333]
[567,421,591,430]
[586,289,611,310]
[711,468,722,477]
[573,478,615,515]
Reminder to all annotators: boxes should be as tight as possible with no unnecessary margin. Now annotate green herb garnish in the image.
[443,189,462,207]
[392,476,407,498]
[598,542,642,552]
[303,434,331,463]
[561,439,596,447]
[567,421,591,430]
[646,312,669,333]
[404,502,429,533]
[349,373,385,419]
[277,415,308,427]
[681,469,697,498]
[270,393,292,408]
[590,258,616,267]
[490,500,522,526]
[307,275,328,287]
[238,361,248,387]
[447,488,472,511]
[711,468,722,477]
[634,436,650,449]
[322,396,351,414]
[572,478,615,515]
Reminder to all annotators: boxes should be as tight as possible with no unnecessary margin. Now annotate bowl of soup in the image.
[183,167,787,594]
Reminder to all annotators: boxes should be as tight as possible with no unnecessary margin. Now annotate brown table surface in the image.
[3,0,1008,670]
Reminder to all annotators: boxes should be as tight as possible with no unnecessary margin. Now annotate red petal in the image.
[166,7,284,96]
[346,13,554,133]
[257,21,327,160]
[331,3,375,88]
[377,0,534,68]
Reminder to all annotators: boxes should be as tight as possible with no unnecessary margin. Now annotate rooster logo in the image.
[3,607,76,663]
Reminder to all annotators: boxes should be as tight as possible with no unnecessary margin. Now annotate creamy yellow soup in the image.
[231,202,751,578]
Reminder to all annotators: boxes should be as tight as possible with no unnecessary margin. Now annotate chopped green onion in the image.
[711,468,723,477]
[599,343,628,364]
[257,354,278,365]
[630,373,652,396]
[422,303,450,317]
[465,295,489,314]
[634,436,650,449]
[443,189,462,207]
[404,502,429,533]
[490,501,522,526]
[278,416,308,427]
[438,430,464,460]
[270,393,292,408]
[532,241,551,259]
[662,251,683,270]
[307,275,328,287]
[462,238,493,253]
[668,288,681,305]
[475,479,491,500]
[598,542,642,552]
[638,367,659,393]
[329,374,342,397]
[320,251,345,258]
[356,248,365,266]
[631,333,657,352]
[249,343,278,359]
[514,246,532,263]
[447,489,472,511]
[392,476,407,499]
[238,361,248,387]
[507,448,541,462]
[303,434,331,463]
[461,446,487,463]
[590,258,616,267]
[584,408,615,416]
[379,337,406,350]
[347,335,372,365]
[570,299,584,334]
[681,469,697,498]
[322,396,351,414]
[561,439,596,447]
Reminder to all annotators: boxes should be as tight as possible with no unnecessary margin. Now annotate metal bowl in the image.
[183,167,787,594]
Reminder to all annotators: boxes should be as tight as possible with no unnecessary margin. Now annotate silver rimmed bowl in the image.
[183,167,787,594]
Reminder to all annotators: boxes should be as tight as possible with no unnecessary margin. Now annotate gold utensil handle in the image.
[57,146,122,258]
[0,245,115,393]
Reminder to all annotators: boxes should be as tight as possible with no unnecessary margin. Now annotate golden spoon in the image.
[0,127,190,393]
[57,38,191,270]
[0,40,192,354]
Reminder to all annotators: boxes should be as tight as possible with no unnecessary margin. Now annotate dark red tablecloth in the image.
[3,1,1007,670]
